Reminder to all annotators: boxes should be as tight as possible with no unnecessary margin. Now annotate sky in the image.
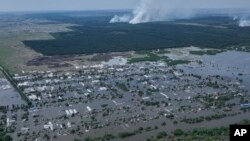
[0,0,138,12]
[1,0,250,12]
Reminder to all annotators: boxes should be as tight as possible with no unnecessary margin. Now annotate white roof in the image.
[86,106,92,112]
[65,110,70,116]
[73,109,77,114]
[28,95,37,100]
[99,87,107,91]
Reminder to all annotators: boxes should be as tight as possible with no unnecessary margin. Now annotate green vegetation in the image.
[74,119,250,141]
[0,46,16,74]
[206,82,220,88]
[80,134,116,141]
[0,47,13,66]
[0,128,12,141]
[118,132,136,139]
[156,131,168,139]
[239,119,250,125]
[181,113,229,124]
[129,53,163,63]
[194,92,238,109]
[175,118,250,140]
[22,15,250,56]
[129,52,191,66]
[166,60,190,66]
[141,100,160,107]
[116,82,129,92]
[0,47,13,60]
[173,127,229,141]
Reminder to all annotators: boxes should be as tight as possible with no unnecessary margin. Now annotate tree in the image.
[157,131,167,139]
[173,129,184,136]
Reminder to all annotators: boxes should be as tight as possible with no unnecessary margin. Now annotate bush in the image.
[173,129,185,136]
[157,131,168,139]
[118,132,136,139]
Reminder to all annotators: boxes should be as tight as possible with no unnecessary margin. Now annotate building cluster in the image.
[1,60,248,141]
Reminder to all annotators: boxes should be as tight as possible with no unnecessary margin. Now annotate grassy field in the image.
[0,15,73,74]
[0,36,40,74]
[0,40,19,74]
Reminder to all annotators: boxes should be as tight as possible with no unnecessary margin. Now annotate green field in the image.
[0,44,16,74]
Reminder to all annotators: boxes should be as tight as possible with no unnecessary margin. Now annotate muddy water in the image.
[178,51,250,91]
[0,76,25,106]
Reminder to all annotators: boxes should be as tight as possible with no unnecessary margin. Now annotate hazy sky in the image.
[0,0,138,12]
[1,0,250,12]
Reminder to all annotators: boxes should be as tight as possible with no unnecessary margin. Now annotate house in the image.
[6,118,15,127]
[99,87,107,91]
[44,122,53,131]
[86,106,92,112]
[28,95,38,100]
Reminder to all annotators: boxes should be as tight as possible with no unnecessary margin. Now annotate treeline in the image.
[23,17,250,56]
[173,127,229,141]
[0,128,12,141]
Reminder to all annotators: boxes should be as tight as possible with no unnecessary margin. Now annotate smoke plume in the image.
[110,0,195,24]
[110,15,132,23]
[110,0,250,27]
[237,17,250,27]
[239,20,250,27]
[232,15,250,27]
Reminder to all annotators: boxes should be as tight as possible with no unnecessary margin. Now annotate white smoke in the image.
[232,16,250,27]
[239,19,250,27]
[110,0,250,27]
[130,0,196,24]
[110,15,131,23]
[110,0,196,24]
[129,0,154,24]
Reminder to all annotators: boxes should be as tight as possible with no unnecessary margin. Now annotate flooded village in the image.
[1,47,250,141]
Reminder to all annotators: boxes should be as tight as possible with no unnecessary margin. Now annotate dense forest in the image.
[23,12,250,56]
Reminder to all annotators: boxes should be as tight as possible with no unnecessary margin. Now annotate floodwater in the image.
[102,56,127,66]
[0,77,25,106]
[178,51,250,91]
[5,49,250,141]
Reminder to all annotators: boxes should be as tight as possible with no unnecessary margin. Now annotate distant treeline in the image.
[23,15,250,56]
